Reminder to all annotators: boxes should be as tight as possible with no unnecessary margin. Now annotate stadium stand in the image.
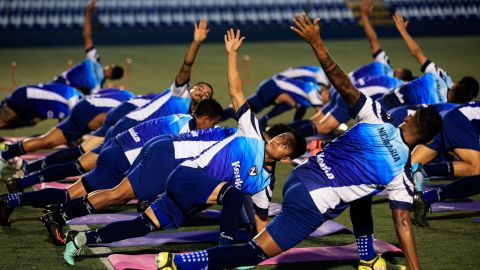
[0,0,479,45]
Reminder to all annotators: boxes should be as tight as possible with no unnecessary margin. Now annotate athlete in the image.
[0,99,224,226]
[0,89,134,176]
[410,101,480,226]
[60,29,306,265]
[0,83,82,129]
[52,0,123,94]
[10,17,213,181]
[155,14,442,270]
[9,94,157,184]
[377,12,478,111]
[221,65,329,127]
[288,75,404,137]
[349,0,413,82]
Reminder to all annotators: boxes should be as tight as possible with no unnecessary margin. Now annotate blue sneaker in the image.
[63,230,84,265]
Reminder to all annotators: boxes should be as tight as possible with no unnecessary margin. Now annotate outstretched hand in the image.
[224,29,245,54]
[193,19,210,44]
[393,11,409,31]
[360,0,374,16]
[86,0,96,13]
[290,13,321,45]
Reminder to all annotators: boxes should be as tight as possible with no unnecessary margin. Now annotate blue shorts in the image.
[127,136,180,201]
[56,100,105,142]
[92,102,138,137]
[321,90,339,114]
[246,79,282,112]
[150,165,222,229]
[266,171,326,251]
[90,142,105,154]
[428,109,480,152]
[3,86,29,117]
[104,117,140,141]
[329,93,351,124]
[83,140,130,190]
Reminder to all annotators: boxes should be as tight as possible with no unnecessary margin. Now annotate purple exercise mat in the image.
[473,218,480,223]
[107,239,402,270]
[431,200,480,212]
[92,220,350,248]
[67,210,221,225]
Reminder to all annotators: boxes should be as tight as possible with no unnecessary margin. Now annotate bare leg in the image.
[80,135,104,152]
[22,128,67,152]
[66,180,89,200]
[87,177,136,210]
[78,152,98,172]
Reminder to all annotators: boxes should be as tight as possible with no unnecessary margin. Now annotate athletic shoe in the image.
[358,254,406,270]
[41,207,67,245]
[13,157,25,175]
[63,230,83,266]
[5,177,23,193]
[413,192,430,227]
[0,194,14,226]
[412,163,429,192]
[155,252,178,270]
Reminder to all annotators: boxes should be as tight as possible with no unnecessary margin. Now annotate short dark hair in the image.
[289,131,307,160]
[265,123,292,138]
[399,68,414,81]
[415,107,442,144]
[195,81,214,98]
[110,65,124,80]
[454,76,479,102]
[193,98,223,119]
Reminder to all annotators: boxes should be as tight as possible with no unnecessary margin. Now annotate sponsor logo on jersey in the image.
[249,165,258,176]
[128,128,141,142]
[232,161,242,188]
[316,152,335,179]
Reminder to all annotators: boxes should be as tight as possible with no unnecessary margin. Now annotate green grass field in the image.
[1,36,480,269]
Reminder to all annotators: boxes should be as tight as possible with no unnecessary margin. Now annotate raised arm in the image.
[290,14,360,107]
[360,0,381,54]
[83,0,95,50]
[175,19,210,86]
[224,29,247,111]
[393,12,428,66]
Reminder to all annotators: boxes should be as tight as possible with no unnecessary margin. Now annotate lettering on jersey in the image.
[232,161,243,188]
[316,153,335,179]
[249,165,258,176]
[378,127,401,162]
[190,130,199,137]
[128,128,141,143]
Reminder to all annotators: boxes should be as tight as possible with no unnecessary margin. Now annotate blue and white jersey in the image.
[19,83,82,120]
[388,103,458,127]
[456,102,480,133]
[92,94,158,137]
[277,65,330,87]
[377,62,450,111]
[181,103,272,195]
[84,88,134,112]
[116,114,196,164]
[349,50,394,82]
[125,82,191,121]
[271,76,322,107]
[53,47,104,94]
[427,101,480,153]
[295,94,413,213]
[355,75,404,101]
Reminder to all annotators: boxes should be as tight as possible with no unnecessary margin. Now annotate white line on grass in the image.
[69,224,115,270]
